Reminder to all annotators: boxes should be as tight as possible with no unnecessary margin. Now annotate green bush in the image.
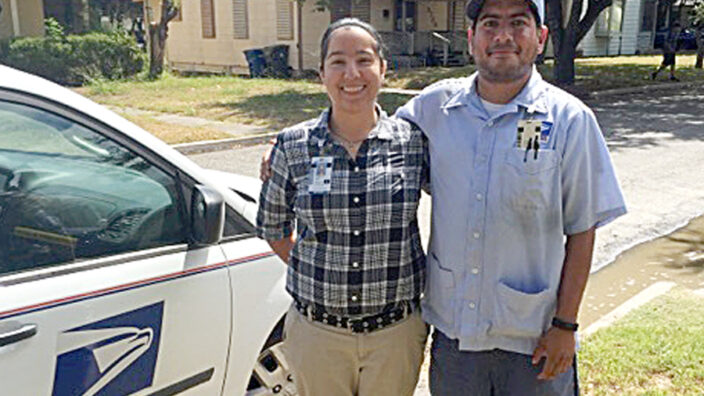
[0,30,144,86]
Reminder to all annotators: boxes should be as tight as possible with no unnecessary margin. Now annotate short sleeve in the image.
[395,95,425,130]
[256,135,297,240]
[561,109,627,235]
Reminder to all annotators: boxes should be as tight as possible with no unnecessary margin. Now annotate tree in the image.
[691,0,704,68]
[545,0,614,85]
[147,0,179,78]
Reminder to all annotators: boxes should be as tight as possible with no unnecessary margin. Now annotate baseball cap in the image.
[465,0,545,24]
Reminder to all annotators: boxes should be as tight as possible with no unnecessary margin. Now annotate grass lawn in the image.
[386,54,704,90]
[78,75,410,133]
[579,287,704,395]
[77,54,704,137]
[120,113,233,144]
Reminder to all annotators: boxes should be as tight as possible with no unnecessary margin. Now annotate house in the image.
[146,0,471,74]
[0,0,44,39]
[578,0,698,56]
[152,0,691,75]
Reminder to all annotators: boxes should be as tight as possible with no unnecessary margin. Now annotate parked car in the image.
[0,65,295,396]
[653,27,699,50]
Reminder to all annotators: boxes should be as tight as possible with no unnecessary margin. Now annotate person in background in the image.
[652,21,682,81]
[256,18,429,396]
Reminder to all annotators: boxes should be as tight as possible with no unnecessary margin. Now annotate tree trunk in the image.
[147,1,179,79]
[148,24,165,77]
[554,43,577,85]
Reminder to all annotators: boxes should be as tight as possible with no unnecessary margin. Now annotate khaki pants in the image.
[283,304,428,396]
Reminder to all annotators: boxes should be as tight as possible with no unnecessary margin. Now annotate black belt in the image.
[293,299,418,333]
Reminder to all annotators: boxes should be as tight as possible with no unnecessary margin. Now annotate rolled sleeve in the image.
[256,136,296,241]
[561,109,627,235]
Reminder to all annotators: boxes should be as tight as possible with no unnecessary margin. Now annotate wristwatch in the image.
[551,317,579,332]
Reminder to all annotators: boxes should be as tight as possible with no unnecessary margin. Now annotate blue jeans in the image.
[429,330,578,396]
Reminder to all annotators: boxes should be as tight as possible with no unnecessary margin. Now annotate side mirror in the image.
[190,185,225,247]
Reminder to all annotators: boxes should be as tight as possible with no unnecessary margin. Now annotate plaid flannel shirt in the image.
[256,108,429,317]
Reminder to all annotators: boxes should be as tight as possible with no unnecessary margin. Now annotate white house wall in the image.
[299,0,330,70]
[578,0,643,56]
[370,0,395,31]
[417,2,449,31]
[166,0,303,73]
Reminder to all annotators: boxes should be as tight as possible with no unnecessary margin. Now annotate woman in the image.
[256,18,429,396]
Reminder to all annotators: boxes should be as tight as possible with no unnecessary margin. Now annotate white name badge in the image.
[308,156,334,194]
[516,119,543,149]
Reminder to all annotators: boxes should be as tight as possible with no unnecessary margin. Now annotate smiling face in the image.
[468,0,548,84]
[319,26,386,117]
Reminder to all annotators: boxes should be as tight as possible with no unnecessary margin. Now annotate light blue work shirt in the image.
[396,69,626,355]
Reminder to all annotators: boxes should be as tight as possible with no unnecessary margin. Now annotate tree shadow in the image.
[199,90,329,130]
[586,89,704,152]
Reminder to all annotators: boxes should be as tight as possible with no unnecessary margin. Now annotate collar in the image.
[309,105,394,147]
[441,67,548,115]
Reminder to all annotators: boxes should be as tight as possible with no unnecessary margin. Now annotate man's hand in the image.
[259,139,275,182]
[531,327,575,380]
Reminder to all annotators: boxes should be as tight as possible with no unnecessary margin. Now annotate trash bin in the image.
[243,48,267,78]
[261,45,291,78]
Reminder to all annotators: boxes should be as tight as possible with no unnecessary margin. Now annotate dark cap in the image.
[465,0,544,24]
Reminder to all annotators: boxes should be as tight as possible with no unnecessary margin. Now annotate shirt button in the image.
[352,262,359,268]
[353,196,360,203]
[351,295,359,302]
[473,232,481,239]
[475,193,483,201]
[487,120,494,127]
[353,230,361,236]
[354,166,360,172]
[471,268,480,275]
[469,302,476,309]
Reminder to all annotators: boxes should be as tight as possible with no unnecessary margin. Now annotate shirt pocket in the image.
[294,175,332,232]
[489,281,555,339]
[365,157,419,228]
[425,253,455,325]
[500,148,559,215]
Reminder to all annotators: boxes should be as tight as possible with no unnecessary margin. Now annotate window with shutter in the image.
[233,0,249,39]
[276,0,293,40]
[201,0,216,38]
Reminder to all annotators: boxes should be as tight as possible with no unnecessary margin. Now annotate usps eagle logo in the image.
[52,302,164,396]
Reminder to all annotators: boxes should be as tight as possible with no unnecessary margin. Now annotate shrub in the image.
[0,29,144,86]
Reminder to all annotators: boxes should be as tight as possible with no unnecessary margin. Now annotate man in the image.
[651,21,682,81]
[395,0,626,394]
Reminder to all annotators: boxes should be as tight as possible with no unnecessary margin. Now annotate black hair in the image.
[319,18,386,70]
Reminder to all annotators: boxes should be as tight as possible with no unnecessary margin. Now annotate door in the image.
[0,93,231,395]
